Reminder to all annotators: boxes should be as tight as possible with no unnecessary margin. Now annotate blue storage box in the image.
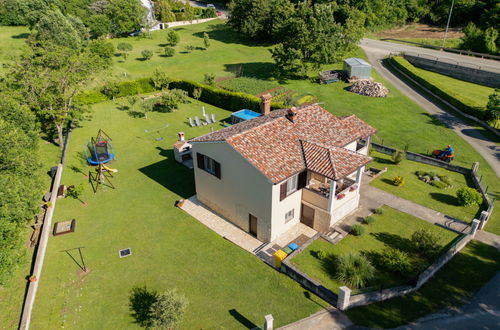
[288,243,299,251]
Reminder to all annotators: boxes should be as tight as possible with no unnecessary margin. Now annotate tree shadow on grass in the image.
[11,32,30,39]
[223,63,276,80]
[320,253,338,280]
[192,24,273,47]
[138,148,195,198]
[421,113,452,129]
[380,178,396,186]
[128,110,145,118]
[228,309,258,329]
[371,232,414,253]
[372,156,393,165]
[129,286,158,328]
[429,192,460,206]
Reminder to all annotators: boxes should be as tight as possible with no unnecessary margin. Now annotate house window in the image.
[286,175,298,195]
[280,171,307,201]
[285,209,294,223]
[197,152,221,179]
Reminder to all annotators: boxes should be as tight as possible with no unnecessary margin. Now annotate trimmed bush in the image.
[363,216,376,225]
[393,176,404,186]
[390,56,488,121]
[351,224,365,236]
[164,46,175,57]
[411,228,439,256]
[456,187,483,206]
[316,250,327,260]
[76,78,286,112]
[380,248,412,275]
[374,208,384,215]
[431,180,449,189]
[141,49,153,60]
[335,253,375,289]
[392,150,405,164]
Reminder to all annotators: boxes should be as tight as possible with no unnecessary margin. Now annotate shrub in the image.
[75,90,108,104]
[374,208,384,215]
[185,45,195,53]
[431,180,449,189]
[316,250,327,260]
[164,46,175,57]
[154,89,189,112]
[393,176,404,186]
[203,73,215,86]
[351,224,365,236]
[411,228,439,256]
[141,49,153,60]
[363,216,376,225]
[439,175,452,186]
[391,150,405,164]
[456,187,483,206]
[380,248,412,274]
[149,289,188,329]
[335,253,375,289]
[166,30,180,46]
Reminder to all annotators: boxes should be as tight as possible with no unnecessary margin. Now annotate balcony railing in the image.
[302,187,329,210]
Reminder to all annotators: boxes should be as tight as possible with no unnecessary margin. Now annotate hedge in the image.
[75,77,286,112]
[389,56,487,120]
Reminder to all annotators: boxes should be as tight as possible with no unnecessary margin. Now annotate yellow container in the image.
[274,249,288,268]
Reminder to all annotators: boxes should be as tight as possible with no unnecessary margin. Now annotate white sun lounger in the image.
[189,117,195,127]
[195,116,202,127]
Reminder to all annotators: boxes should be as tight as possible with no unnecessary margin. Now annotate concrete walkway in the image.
[180,196,263,253]
[360,40,500,179]
[363,185,471,234]
[277,307,352,330]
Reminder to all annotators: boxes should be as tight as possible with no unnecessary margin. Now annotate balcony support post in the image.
[327,179,336,214]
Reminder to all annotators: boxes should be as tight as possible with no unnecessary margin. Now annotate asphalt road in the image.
[361,38,500,73]
[360,40,500,179]
[396,272,500,329]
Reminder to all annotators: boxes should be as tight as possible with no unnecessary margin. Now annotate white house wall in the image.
[270,183,302,242]
[192,142,274,242]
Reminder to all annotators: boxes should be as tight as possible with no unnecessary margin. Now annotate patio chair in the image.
[211,114,216,123]
[195,116,202,127]
[205,113,212,124]
[189,117,195,127]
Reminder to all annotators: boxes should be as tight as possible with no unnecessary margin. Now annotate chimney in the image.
[178,132,185,141]
[260,93,272,116]
[286,107,298,123]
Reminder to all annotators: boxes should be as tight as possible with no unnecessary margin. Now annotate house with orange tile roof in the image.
[189,98,376,243]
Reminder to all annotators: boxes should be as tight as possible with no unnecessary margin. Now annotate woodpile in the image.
[349,80,389,97]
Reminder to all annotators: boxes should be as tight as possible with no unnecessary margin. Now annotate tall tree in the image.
[105,0,147,35]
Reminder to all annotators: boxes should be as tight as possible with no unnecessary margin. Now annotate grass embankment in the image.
[28,98,327,329]
[292,206,458,294]
[369,151,482,222]
[390,56,496,125]
[346,240,500,328]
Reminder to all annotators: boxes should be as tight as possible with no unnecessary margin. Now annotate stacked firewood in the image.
[349,80,389,97]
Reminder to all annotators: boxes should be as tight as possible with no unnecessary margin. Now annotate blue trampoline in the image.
[231,109,262,124]
[84,130,114,165]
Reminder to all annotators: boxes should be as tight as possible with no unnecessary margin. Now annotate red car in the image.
[216,10,222,16]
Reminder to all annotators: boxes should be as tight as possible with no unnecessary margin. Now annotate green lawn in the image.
[406,64,495,110]
[292,206,458,294]
[370,151,482,222]
[0,26,29,75]
[26,97,327,329]
[345,240,500,328]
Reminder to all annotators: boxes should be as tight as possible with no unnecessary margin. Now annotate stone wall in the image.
[403,54,500,88]
[280,234,338,306]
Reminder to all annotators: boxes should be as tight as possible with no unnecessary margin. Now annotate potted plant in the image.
[176,199,185,208]
[336,193,346,200]
[29,275,37,282]
[349,184,358,192]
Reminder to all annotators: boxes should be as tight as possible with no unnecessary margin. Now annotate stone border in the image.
[19,121,73,330]
[280,234,339,306]
[371,142,494,228]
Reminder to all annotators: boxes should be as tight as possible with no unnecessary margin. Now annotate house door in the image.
[301,204,315,228]
[249,214,258,237]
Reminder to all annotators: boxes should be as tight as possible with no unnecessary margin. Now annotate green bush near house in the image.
[392,150,405,164]
[350,224,365,236]
[411,228,439,256]
[456,187,483,206]
[379,248,413,275]
[364,216,376,225]
[374,208,384,215]
[335,253,375,289]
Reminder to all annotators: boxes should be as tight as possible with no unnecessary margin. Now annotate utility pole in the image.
[441,0,455,49]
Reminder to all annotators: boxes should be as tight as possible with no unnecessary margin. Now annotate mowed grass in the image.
[292,206,458,294]
[407,64,495,109]
[29,97,327,329]
[0,26,29,75]
[369,151,481,222]
[0,22,497,233]
[345,240,500,328]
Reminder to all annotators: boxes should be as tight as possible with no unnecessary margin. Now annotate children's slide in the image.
[102,165,118,173]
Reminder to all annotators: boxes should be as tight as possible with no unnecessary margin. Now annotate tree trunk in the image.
[56,122,64,149]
